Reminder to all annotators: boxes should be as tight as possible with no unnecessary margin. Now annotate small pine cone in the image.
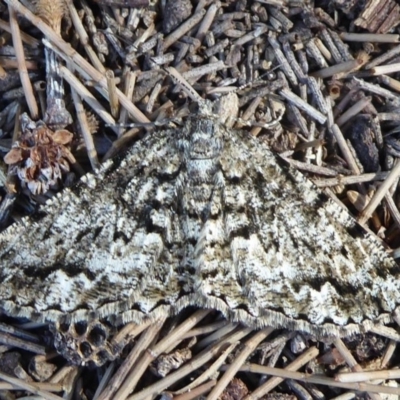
[4,120,73,195]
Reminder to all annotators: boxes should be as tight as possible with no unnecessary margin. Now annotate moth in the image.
[0,93,399,357]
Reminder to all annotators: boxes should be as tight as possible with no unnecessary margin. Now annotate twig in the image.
[65,0,105,73]
[371,62,400,76]
[118,70,136,137]
[115,310,211,399]
[242,346,319,400]
[352,77,400,105]
[207,328,274,400]
[195,2,220,42]
[175,342,238,395]
[8,5,38,118]
[330,124,362,175]
[70,70,100,170]
[233,363,400,396]
[365,44,400,69]
[0,372,64,400]
[0,330,46,354]
[279,87,327,124]
[340,32,400,43]
[313,171,390,187]
[4,0,149,124]
[282,157,344,176]
[128,326,253,400]
[381,340,397,369]
[162,9,206,51]
[335,96,372,126]
[173,380,217,400]
[358,159,400,225]
[334,338,380,400]
[0,18,40,47]
[106,69,119,118]
[58,64,118,134]
[97,320,164,400]
[336,369,400,383]
[311,60,360,79]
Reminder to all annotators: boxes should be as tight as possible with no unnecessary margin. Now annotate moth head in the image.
[193,93,239,129]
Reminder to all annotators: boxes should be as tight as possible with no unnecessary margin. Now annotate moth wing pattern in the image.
[193,123,400,336]
[0,129,193,324]
[0,99,399,339]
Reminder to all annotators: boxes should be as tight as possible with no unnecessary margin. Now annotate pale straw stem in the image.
[8,5,38,118]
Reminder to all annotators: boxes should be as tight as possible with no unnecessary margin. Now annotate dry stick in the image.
[196,322,238,350]
[233,364,400,396]
[118,71,137,137]
[164,66,204,102]
[0,321,40,343]
[379,75,400,93]
[369,324,400,341]
[0,372,64,400]
[162,9,206,51]
[93,363,116,400]
[313,171,390,187]
[333,89,356,118]
[371,63,400,76]
[0,18,40,47]
[330,124,361,175]
[174,380,217,400]
[358,159,400,225]
[0,57,37,70]
[306,38,329,68]
[311,60,360,79]
[128,326,253,400]
[334,338,380,400]
[69,70,100,170]
[34,80,47,116]
[385,193,400,231]
[268,35,298,87]
[195,2,219,41]
[335,96,372,126]
[340,32,400,43]
[314,37,332,61]
[352,77,400,104]
[102,127,141,161]
[175,342,238,394]
[282,157,341,177]
[365,44,400,69]
[49,365,76,384]
[58,64,118,134]
[207,327,274,400]
[243,346,319,400]
[115,310,211,399]
[0,329,45,354]
[182,60,226,83]
[279,87,327,124]
[8,5,38,119]
[111,321,151,348]
[5,0,149,124]
[331,391,356,400]
[65,0,105,74]
[0,64,7,79]
[182,320,228,340]
[106,70,119,118]
[97,320,165,400]
[336,369,400,383]
[381,340,397,368]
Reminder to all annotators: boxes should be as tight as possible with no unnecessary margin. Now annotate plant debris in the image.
[2,0,400,399]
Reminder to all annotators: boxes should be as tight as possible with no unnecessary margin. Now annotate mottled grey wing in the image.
[0,129,190,323]
[193,124,400,337]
